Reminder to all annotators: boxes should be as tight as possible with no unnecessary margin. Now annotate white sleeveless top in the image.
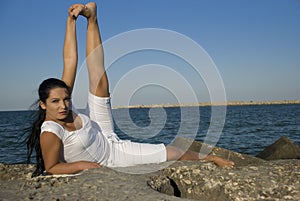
[40,113,110,165]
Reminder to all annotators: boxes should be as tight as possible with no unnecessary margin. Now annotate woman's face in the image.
[40,87,71,122]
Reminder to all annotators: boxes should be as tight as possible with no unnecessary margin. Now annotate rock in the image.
[171,137,265,166]
[0,163,190,201]
[1,137,299,201]
[148,160,300,201]
[257,137,300,160]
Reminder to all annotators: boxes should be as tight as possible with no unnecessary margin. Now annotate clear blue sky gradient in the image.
[0,0,299,111]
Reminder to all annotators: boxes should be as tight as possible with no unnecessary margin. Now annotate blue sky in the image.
[0,0,299,111]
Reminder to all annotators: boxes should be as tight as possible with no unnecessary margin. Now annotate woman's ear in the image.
[39,101,46,110]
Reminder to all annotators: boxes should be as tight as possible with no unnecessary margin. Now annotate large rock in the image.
[1,137,299,201]
[148,160,300,201]
[0,163,190,201]
[146,137,300,200]
[257,137,300,160]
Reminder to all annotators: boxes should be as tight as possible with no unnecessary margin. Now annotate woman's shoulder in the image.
[41,120,64,129]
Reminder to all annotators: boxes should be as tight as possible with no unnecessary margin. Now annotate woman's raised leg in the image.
[82,2,109,97]
[79,3,117,138]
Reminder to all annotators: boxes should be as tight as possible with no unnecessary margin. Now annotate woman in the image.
[26,2,234,176]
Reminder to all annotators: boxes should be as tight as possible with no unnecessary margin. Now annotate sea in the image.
[0,104,299,164]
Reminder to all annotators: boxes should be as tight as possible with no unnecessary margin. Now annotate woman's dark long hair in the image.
[26,78,71,177]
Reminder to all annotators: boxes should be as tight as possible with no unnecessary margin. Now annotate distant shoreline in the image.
[113,100,300,109]
[1,100,300,112]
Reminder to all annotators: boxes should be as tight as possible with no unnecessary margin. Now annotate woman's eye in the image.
[52,100,58,103]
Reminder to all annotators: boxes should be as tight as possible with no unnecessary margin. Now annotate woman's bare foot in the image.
[211,155,235,168]
[80,2,97,20]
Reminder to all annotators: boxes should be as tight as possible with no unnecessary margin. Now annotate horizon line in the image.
[112,99,300,109]
[1,99,300,112]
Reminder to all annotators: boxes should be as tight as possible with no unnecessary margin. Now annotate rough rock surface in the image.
[1,137,299,201]
[256,136,300,160]
[148,160,300,201]
[0,162,189,201]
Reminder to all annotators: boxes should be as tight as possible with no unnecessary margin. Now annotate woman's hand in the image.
[68,4,85,19]
[77,161,101,170]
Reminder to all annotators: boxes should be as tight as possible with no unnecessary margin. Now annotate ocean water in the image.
[0,104,299,164]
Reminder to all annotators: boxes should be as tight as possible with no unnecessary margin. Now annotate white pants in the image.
[86,92,167,167]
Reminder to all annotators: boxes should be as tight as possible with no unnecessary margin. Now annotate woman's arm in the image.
[62,4,85,93]
[40,131,100,175]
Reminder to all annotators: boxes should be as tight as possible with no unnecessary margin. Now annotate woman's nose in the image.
[60,101,67,109]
